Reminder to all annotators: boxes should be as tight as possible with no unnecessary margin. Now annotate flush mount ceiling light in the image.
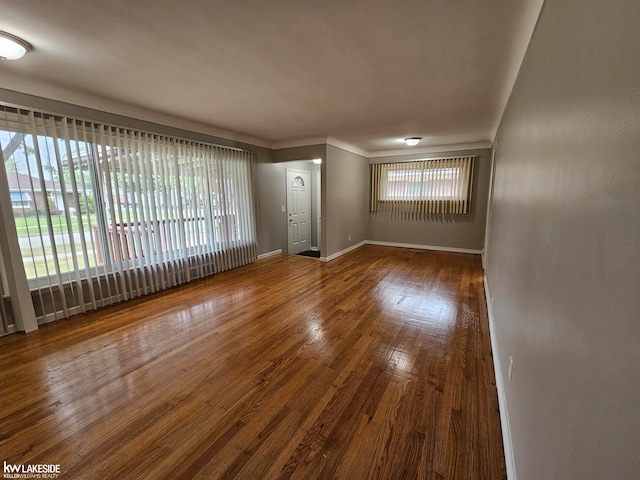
[312,158,322,164]
[404,137,422,147]
[0,31,33,60]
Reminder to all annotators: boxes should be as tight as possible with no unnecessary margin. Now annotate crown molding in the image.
[271,137,328,149]
[0,73,494,157]
[0,73,272,149]
[366,141,493,158]
[325,137,369,157]
[272,136,368,158]
[272,137,491,159]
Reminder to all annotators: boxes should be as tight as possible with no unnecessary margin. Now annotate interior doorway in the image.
[286,169,311,254]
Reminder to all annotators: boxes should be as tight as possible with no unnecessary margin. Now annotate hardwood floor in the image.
[0,245,505,479]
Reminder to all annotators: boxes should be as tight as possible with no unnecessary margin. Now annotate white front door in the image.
[286,169,311,254]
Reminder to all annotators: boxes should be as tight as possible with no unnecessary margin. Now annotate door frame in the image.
[315,169,321,251]
[286,168,311,255]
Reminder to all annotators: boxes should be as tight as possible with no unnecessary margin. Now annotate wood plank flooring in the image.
[0,245,505,479]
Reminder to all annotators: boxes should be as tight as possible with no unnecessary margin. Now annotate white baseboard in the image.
[320,241,367,262]
[257,249,283,260]
[310,246,320,251]
[366,240,482,255]
[318,240,482,263]
[484,275,516,480]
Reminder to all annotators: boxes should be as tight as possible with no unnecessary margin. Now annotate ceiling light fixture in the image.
[404,137,422,147]
[0,31,33,60]
[312,158,322,164]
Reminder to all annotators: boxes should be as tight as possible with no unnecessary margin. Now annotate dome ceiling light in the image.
[0,31,33,60]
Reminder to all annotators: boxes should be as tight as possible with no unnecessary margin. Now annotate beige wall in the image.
[368,148,491,251]
[485,1,640,479]
[323,145,369,257]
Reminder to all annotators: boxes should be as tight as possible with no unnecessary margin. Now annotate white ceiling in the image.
[0,0,543,155]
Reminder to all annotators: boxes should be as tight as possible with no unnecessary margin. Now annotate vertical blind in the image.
[370,156,475,219]
[0,106,257,324]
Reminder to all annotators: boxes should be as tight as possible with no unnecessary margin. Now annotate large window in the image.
[0,106,257,323]
[370,156,475,217]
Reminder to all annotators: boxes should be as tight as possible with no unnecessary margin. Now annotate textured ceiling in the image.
[0,0,543,154]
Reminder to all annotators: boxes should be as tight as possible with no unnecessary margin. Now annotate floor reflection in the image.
[374,280,459,330]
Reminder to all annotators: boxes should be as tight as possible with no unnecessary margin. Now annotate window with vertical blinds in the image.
[370,156,475,219]
[0,106,257,324]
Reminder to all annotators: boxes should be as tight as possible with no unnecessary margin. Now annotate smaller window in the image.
[292,176,305,187]
[10,191,31,201]
[383,167,462,201]
[370,156,475,217]
[10,191,32,209]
